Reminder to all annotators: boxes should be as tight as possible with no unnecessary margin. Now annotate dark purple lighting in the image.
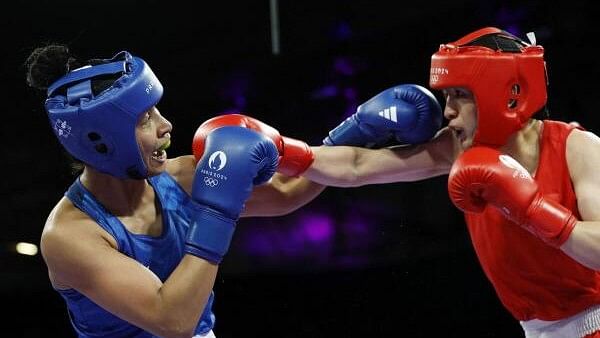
[342,87,359,118]
[238,212,335,261]
[312,84,340,99]
[299,213,334,242]
[342,215,376,251]
[494,5,529,37]
[333,57,356,76]
[243,231,276,257]
[330,21,352,41]
[217,70,251,112]
[236,206,382,270]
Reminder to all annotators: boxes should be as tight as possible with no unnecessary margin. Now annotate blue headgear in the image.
[45,51,163,179]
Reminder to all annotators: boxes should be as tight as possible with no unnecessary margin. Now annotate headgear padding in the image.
[429,27,547,147]
[45,51,163,179]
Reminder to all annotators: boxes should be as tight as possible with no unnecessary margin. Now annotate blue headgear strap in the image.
[47,61,126,97]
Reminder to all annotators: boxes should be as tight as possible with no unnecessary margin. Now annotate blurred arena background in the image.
[1,0,594,336]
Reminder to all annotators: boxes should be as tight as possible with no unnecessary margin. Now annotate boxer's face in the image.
[136,106,172,176]
[442,87,477,150]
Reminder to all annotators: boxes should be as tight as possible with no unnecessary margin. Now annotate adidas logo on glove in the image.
[378,106,397,122]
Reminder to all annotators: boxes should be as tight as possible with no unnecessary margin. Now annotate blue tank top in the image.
[57,172,215,337]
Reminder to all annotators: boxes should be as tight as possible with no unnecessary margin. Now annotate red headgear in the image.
[429,27,547,147]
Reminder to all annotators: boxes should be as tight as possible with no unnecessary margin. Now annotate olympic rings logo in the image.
[204,177,219,187]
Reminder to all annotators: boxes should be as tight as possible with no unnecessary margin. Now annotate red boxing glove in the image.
[448,146,577,248]
[192,114,314,177]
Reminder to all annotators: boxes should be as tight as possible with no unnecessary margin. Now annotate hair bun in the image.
[26,44,73,91]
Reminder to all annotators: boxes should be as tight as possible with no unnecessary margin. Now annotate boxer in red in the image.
[303,27,600,337]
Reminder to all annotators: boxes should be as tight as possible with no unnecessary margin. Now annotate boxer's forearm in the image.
[561,221,600,270]
[302,145,363,187]
[304,143,451,187]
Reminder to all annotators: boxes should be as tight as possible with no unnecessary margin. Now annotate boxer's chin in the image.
[461,137,474,150]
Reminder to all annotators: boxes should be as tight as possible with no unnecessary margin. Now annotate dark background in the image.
[2,1,596,337]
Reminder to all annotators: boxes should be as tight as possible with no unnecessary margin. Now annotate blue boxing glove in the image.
[323,84,443,147]
[185,126,278,263]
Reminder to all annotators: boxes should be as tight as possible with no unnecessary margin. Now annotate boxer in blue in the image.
[25,44,322,338]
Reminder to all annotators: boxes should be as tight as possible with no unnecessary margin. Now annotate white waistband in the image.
[520,305,600,338]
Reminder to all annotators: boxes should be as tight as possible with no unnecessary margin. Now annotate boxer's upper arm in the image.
[242,174,326,217]
[566,129,600,221]
[41,213,164,299]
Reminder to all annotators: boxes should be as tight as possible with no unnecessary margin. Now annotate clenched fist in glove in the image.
[186,126,278,263]
[192,114,314,177]
[323,84,443,147]
[447,146,577,248]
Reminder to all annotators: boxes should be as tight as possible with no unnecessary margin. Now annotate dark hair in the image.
[26,44,117,94]
[465,31,529,53]
[25,44,119,175]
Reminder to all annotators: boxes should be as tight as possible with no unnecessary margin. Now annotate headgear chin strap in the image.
[429,27,547,147]
[46,51,163,179]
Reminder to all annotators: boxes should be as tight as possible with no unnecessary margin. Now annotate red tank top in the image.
[465,120,600,321]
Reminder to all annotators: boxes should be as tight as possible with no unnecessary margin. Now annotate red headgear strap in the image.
[429,27,547,147]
